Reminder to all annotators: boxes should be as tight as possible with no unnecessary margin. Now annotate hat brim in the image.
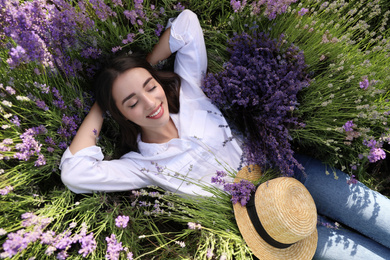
[233,166,318,260]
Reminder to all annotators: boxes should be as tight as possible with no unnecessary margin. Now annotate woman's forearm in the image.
[146,28,172,65]
[69,102,104,155]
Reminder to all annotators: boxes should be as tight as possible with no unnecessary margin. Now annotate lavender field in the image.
[1,0,389,259]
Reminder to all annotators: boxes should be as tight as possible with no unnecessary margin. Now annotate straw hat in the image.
[233,166,318,260]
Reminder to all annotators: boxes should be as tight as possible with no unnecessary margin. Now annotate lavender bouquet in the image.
[202,31,310,175]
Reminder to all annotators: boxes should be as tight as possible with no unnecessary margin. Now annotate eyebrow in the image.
[121,77,153,105]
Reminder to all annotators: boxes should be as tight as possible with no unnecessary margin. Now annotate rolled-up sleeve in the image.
[167,10,208,98]
[60,146,150,194]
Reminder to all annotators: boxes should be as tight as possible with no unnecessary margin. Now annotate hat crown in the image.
[255,177,317,244]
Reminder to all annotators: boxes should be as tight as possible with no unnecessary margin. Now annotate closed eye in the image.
[129,101,138,108]
[148,86,157,92]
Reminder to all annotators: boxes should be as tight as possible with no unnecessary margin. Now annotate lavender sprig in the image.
[202,32,310,175]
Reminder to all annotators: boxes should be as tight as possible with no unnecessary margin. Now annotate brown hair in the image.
[94,54,180,155]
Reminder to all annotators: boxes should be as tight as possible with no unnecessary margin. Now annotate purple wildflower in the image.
[342,120,355,132]
[14,128,43,162]
[78,233,97,257]
[155,24,164,37]
[105,234,124,260]
[115,215,130,228]
[363,139,377,148]
[122,33,135,44]
[298,8,309,16]
[159,7,165,15]
[5,86,16,95]
[359,78,369,90]
[202,32,309,175]
[36,99,49,111]
[7,45,28,68]
[0,186,14,195]
[45,245,57,256]
[58,142,68,150]
[368,148,386,163]
[73,97,83,109]
[80,47,102,59]
[112,0,123,7]
[53,231,73,250]
[45,137,56,146]
[112,46,122,53]
[2,0,94,76]
[124,10,138,25]
[56,250,68,260]
[126,250,134,260]
[89,0,117,21]
[211,170,227,185]
[173,2,185,11]
[2,230,29,257]
[347,175,358,185]
[230,0,246,12]
[223,180,256,206]
[10,115,20,126]
[41,231,56,245]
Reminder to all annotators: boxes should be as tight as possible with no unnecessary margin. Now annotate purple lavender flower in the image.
[7,45,28,68]
[223,180,256,206]
[78,233,97,257]
[14,128,45,164]
[45,245,57,256]
[53,231,73,250]
[122,33,135,45]
[368,148,386,163]
[41,231,56,245]
[359,78,369,90]
[298,8,309,16]
[58,142,68,150]
[5,86,16,95]
[155,24,164,37]
[363,139,377,148]
[56,250,68,260]
[230,0,246,12]
[105,234,124,260]
[2,230,29,257]
[73,97,83,109]
[211,170,227,185]
[173,2,185,11]
[36,99,49,111]
[112,46,122,53]
[2,0,95,76]
[45,137,56,146]
[124,10,138,25]
[89,0,117,21]
[115,215,130,228]
[0,186,14,195]
[112,0,123,7]
[10,115,20,126]
[202,32,309,175]
[347,175,358,185]
[342,120,355,132]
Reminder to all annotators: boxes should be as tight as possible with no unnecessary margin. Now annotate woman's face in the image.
[112,67,170,132]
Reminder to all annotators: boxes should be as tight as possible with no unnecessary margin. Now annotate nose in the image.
[143,93,155,110]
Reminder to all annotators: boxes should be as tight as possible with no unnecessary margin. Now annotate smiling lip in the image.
[147,104,164,119]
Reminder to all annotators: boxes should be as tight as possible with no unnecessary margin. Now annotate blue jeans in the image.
[294,154,390,259]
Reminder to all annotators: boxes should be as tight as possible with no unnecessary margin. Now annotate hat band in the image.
[246,190,294,249]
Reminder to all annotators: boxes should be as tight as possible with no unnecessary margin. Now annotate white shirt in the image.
[60,10,243,196]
